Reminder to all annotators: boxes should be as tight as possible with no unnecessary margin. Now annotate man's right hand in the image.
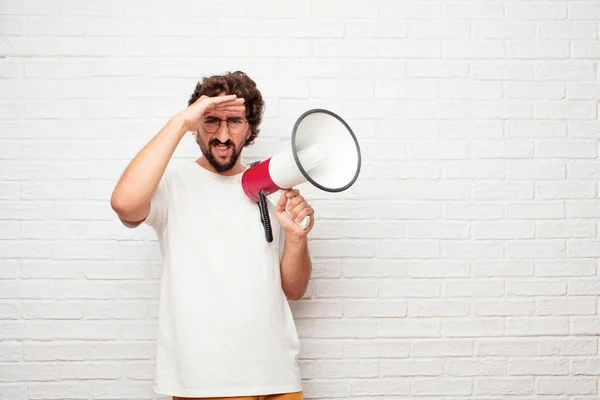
[177,94,246,133]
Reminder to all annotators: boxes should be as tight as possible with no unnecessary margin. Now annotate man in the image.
[110,71,313,400]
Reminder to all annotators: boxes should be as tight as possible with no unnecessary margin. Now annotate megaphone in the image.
[241,109,361,242]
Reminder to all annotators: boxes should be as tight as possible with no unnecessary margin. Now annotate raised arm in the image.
[110,94,245,225]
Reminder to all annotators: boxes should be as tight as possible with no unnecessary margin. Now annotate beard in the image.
[197,136,245,173]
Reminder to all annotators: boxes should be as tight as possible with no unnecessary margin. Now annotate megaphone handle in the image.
[298,215,311,230]
[258,190,273,243]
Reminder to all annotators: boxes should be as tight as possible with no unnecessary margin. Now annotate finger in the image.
[290,201,310,220]
[214,103,246,111]
[295,205,314,224]
[193,95,209,104]
[213,106,246,113]
[294,206,315,223]
[211,94,239,104]
[285,189,300,199]
[285,195,305,212]
[275,191,289,212]
[213,102,246,110]
[211,99,245,110]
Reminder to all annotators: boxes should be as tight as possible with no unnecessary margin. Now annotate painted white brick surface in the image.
[1,0,600,399]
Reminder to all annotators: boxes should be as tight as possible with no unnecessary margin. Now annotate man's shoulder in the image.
[162,161,196,183]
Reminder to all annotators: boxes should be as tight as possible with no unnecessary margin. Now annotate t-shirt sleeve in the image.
[143,176,169,232]
[118,175,169,232]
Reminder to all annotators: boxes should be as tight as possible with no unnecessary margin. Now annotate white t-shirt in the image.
[123,161,302,398]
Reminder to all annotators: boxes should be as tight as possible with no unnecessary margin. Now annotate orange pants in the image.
[173,391,303,400]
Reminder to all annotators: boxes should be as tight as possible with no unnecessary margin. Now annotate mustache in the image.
[209,139,234,147]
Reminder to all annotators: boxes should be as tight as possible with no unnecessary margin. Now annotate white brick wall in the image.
[1,0,600,399]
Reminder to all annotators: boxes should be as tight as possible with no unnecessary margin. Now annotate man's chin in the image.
[208,156,235,173]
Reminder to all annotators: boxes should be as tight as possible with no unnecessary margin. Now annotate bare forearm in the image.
[110,116,187,222]
[280,236,312,300]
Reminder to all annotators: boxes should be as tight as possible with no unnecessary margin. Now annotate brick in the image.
[0,384,27,400]
[476,339,537,357]
[507,3,566,20]
[314,280,378,298]
[412,339,473,358]
[474,261,534,277]
[507,202,565,219]
[572,359,600,375]
[505,241,566,259]
[314,320,377,338]
[0,363,57,382]
[0,342,21,362]
[446,41,505,59]
[412,378,472,395]
[445,203,505,220]
[570,317,600,335]
[442,241,504,259]
[472,221,534,239]
[91,382,154,400]
[59,363,120,380]
[470,62,533,81]
[381,360,442,376]
[443,280,504,297]
[537,221,596,238]
[344,300,407,318]
[443,2,504,19]
[507,280,567,296]
[344,340,409,359]
[536,378,597,395]
[408,299,469,317]
[379,319,440,338]
[505,83,565,99]
[475,300,534,316]
[23,343,87,362]
[446,359,506,376]
[315,360,378,379]
[380,279,441,298]
[538,337,598,356]
[442,319,505,338]
[88,342,155,360]
[380,1,440,19]
[409,22,468,39]
[506,317,569,336]
[407,221,469,239]
[301,380,346,398]
[123,361,156,380]
[21,302,82,319]
[348,379,409,396]
[475,378,533,395]
[536,297,596,315]
[376,240,439,259]
[300,339,343,359]
[509,359,569,376]
[539,22,597,39]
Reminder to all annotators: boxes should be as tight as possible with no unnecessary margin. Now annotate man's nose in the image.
[214,120,232,142]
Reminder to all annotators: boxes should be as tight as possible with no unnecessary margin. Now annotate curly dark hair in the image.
[188,71,264,146]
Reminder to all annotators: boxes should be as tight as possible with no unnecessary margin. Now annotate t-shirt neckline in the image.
[192,161,246,184]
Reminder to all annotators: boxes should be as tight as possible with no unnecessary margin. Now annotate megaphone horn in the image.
[241,109,362,242]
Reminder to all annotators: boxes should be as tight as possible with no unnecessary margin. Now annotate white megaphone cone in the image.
[241,109,362,242]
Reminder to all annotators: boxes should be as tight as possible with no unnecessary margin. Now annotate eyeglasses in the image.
[202,116,248,134]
